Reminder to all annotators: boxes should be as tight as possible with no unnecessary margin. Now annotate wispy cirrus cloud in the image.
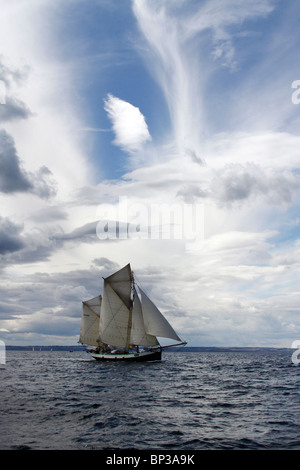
[132,0,276,149]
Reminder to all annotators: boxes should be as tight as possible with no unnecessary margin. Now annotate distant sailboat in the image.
[79,263,186,361]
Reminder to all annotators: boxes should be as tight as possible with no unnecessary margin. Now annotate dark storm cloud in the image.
[0,217,64,268]
[0,217,24,255]
[0,299,28,321]
[0,261,120,330]
[6,234,58,265]
[0,129,33,193]
[0,218,119,270]
[0,97,33,122]
[0,56,55,198]
[0,129,57,198]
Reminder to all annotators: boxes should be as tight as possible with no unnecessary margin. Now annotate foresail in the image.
[139,287,182,342]
[130,287,159,347]
[99,281,131,348]
[104,263,132,309]
[79,295,101,346]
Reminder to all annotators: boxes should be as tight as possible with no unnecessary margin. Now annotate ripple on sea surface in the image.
[0,349,299,449]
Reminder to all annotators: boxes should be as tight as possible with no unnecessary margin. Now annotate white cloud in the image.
[1,0,300,348]
[210,162,300,206]
[104,93,151,155]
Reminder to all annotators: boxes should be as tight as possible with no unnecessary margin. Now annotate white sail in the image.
[104,263,132,309]
[80,263,184,353]
[99,281,131,348]
[130,287,159,346]
[79,295,102,346]
[139,287,182,342]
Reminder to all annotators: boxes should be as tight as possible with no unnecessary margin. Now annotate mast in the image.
[125,269,134,348]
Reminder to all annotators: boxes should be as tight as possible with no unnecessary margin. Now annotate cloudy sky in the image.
[1,0,300,347]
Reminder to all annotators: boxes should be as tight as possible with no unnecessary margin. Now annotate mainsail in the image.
[80,263,184,349]
[98,263,132,348]
[99,281,131,347]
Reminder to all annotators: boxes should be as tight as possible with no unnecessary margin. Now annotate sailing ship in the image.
[79,263,186,361]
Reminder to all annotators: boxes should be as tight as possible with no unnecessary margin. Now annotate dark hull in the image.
[90,349,162,362]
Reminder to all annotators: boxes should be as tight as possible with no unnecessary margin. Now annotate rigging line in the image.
[132,271,147,297]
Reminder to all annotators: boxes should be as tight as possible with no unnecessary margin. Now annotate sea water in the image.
[0,349,299,450]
